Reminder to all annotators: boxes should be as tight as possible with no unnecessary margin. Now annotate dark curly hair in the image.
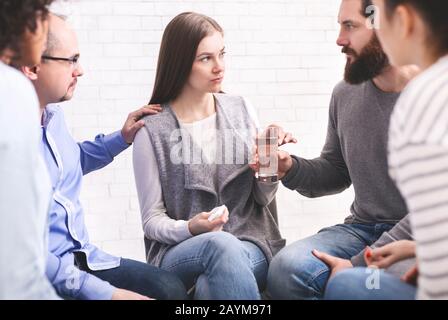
[0,0,54,56]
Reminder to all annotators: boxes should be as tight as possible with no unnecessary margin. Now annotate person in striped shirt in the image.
[324,0,448,300]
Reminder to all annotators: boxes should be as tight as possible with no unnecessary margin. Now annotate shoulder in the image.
[397,58,448,118]
[393,58,448,142]
[142,106,173,125]
[0,63,38,109]
[331,80,366,100]
[133,124,152,150]
[0,63,33,92]
[214,93,256,123]
[332,80,351,96]
[403,59,448,104]
[214,93,245,106]
[141,106,179,140]
[0,63,40,128]
[214,93,251,115]
[330,80,375,117]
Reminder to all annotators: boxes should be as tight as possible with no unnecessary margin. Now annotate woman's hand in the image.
[364,240,416,269]
[188,209,229,236]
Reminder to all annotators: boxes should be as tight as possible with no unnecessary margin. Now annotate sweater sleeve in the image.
[133,128,193,245]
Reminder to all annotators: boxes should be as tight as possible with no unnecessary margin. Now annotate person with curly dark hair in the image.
[1,0,59,299]
[0,0,53,66]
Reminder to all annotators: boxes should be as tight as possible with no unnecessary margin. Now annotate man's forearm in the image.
[281,155,352,198]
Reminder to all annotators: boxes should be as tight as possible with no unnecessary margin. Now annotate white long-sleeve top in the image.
[0,62,59,299]
[388,55,448,300]
[133,99,278,245]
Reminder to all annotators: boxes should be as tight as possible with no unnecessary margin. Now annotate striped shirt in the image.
[389,55,448,300]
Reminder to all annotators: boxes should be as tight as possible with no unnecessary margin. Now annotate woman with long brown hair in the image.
[133,12,292,299]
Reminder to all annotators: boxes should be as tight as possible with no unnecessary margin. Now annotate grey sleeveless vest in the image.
[142,93,285,266]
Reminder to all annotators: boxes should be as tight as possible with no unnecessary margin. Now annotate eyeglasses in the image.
[41,54,80,68]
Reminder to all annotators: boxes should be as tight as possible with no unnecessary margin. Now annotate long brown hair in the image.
[149,12,223,105]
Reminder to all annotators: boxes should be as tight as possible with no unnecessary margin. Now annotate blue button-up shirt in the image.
[42,105,130,300]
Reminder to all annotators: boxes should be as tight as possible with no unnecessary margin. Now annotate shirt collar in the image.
[42,105,57,128]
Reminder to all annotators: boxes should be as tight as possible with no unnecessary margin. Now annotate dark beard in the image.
[343,34,389,85]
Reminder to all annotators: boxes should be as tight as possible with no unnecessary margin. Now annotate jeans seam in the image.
[251,258,266,267]
[163,256,203,271]
[305,267,329,296]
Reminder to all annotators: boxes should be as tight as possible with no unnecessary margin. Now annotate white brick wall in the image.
[56,0,355,262]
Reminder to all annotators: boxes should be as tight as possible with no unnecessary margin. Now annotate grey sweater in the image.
[143,93,285,266]
[281,80,412,266]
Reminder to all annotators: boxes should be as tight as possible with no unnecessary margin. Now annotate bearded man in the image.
[265,0,418,300]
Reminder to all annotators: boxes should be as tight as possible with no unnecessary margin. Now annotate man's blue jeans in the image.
[266,223,394,299]
[324,267,416,300]
[90,258,188,300]
[160,231,268,300]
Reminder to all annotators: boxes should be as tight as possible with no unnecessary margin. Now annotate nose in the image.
[213,58,224,74]
[336,28,349,47]
[73,62,84,77]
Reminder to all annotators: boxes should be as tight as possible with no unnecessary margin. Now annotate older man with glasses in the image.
[20,14,188,300]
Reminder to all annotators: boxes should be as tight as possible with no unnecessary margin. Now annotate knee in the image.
[200,232,255,273]
[269,247,297,278]
[266,249,298,297]
[204,232,245,257]
[268,246,313,283]
[267,246,328,299]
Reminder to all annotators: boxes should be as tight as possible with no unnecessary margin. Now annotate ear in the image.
[21,65,40,81]
[394,4,416,40]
